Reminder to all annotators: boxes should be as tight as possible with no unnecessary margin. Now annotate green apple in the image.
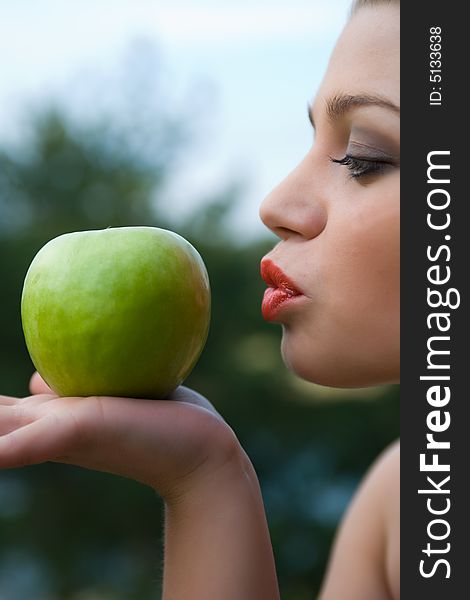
[21,226,211,399]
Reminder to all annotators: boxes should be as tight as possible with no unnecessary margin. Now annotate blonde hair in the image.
[350,0,399,15]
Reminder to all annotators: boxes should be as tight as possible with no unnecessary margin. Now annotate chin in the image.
[280,329,400,389]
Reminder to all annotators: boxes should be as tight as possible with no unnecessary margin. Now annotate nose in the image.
[259,154,327,240]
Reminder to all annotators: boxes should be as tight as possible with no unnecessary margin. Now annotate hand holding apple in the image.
[2,226,280,598]
[3,227,280,598]
[0,378,279,599]
[21,226,211,399]
[0,374,240,499]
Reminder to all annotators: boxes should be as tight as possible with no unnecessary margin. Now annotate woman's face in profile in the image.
[260,4,400,389]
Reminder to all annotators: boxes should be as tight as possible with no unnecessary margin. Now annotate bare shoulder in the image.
[319,439,400,600]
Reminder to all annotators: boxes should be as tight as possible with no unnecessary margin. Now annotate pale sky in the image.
[0,0,351,239]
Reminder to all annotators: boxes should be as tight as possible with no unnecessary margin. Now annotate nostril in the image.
[273,226,295,240]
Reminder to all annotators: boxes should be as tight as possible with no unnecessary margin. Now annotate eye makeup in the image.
[329,123,400,180]
[348,125,400,161]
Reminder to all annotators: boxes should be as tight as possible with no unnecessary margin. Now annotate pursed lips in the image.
[260,258,303,296]
[260,258,305,321]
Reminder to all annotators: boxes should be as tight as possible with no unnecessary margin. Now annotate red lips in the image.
[260,259,304,321]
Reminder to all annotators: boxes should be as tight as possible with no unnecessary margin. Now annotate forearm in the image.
[162,447,280,600]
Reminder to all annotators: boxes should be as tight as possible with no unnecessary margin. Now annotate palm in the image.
[0,376,235,495]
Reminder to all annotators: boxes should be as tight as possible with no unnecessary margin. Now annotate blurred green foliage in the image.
[0,99,399,599]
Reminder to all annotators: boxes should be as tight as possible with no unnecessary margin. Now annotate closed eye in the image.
[330,155,394,180]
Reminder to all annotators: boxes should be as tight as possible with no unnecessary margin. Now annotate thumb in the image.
[29,372,54,395]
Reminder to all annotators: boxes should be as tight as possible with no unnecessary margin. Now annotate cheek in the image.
[326,190,399,317]
[281,190,400,387]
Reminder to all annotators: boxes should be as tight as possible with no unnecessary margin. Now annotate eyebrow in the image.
[308,93,400,129]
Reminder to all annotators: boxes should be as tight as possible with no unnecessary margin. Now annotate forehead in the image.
[316,5,399,108]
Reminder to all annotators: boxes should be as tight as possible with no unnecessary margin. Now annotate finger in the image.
[0,405,33,436]
[0,411,72,469]
[0,395,18,406]
[1,391,56,406]
[18,393,58,407]
[29,372,54,395]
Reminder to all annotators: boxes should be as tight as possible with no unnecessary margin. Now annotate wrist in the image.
[162,434,257,510]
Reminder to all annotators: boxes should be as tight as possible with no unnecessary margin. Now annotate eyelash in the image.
[330,155,392,180]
